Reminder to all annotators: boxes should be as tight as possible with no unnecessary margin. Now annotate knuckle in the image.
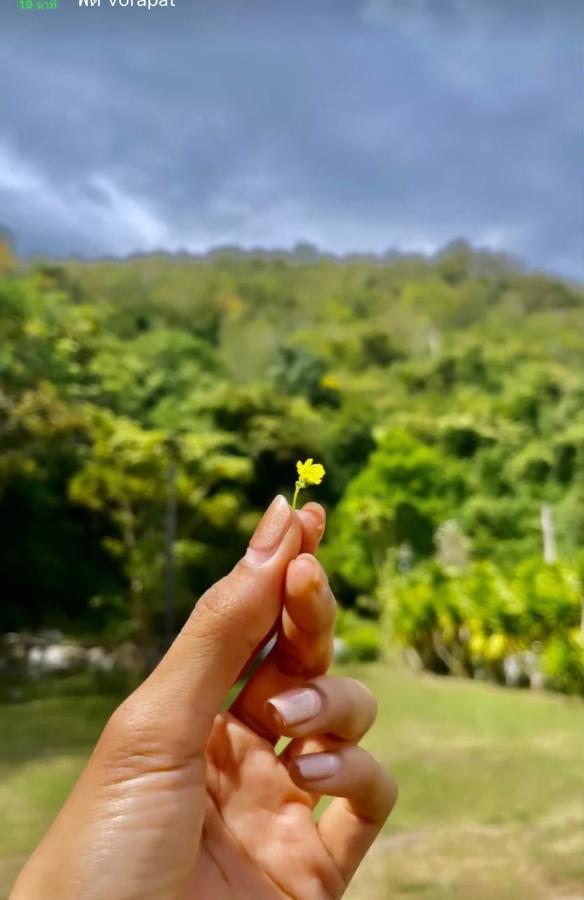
[102,691,158,755]
[104,694,143,743]
[188,573,263,661]
[277,631,333,678]
[360,756,399,823]
[197,576,240,622]
[101,693,201,776]
[366,690,379,724]
[349,678,378,724]
[382,770,399,815]
[320,584,337,623]
[305,639,334,677]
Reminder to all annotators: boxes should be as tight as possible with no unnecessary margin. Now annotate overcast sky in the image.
[0,0,582,277]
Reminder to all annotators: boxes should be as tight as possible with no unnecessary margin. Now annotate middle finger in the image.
[267,675,377,743]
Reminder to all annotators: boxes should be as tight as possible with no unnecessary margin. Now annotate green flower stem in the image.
[292,479,304,510]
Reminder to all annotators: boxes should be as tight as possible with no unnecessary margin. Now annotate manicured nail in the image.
[294,752,341,781]
[294,555,317,586]
[300,505,325,534]
[245,495,292,565]
[266,687,322,727]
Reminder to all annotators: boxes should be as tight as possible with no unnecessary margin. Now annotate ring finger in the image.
[289,744,398,894]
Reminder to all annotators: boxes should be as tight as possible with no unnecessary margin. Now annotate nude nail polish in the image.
[295,753,341,781]
[267,688,322,727]
[244,495,292,565]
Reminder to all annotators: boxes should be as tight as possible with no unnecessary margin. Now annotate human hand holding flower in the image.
[11,495,396,900]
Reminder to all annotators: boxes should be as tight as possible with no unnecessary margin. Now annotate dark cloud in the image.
[0,0,582,277]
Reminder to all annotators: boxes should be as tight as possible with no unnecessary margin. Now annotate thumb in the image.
[134,495,302,751]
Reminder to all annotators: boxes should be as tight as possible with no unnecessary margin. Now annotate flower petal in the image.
[295,458,325,488]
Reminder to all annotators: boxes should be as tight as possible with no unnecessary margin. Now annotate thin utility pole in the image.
[540,503,557,565]
[164,438,179,647]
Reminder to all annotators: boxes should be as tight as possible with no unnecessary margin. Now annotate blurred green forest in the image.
[1,238,583,689]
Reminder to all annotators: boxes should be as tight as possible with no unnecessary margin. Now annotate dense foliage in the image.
[1,238,583,687]
[383,559,584,694]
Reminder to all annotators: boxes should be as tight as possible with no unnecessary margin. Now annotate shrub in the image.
[542,632,584,695]
[382,558,584,694]
[335,609,383,662]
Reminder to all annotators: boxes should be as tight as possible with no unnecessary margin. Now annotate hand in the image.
[11,496,397,900]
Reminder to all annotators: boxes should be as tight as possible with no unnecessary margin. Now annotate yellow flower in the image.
[293,458,326,508]
[296,458,326,485]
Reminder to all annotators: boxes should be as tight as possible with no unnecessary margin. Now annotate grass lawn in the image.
[2,664,584,899]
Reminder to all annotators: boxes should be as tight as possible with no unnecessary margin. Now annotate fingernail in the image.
[294,752,341,781]
[245,495,292,566]
[294,555,317,586]
[266,687,322,727]
[302,506,325,535]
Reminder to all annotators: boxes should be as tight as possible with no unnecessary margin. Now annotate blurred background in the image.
[1,1,583,898]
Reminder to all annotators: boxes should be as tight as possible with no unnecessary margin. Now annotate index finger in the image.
[236,501,327,677]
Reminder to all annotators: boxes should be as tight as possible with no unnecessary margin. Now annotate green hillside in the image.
[1,239,583,689]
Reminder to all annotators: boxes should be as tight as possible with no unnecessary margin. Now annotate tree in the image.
[69,411,252,649]
[324,429,465,600]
